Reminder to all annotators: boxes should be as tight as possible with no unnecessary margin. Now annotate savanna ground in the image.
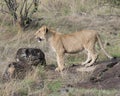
[0,0,120,96]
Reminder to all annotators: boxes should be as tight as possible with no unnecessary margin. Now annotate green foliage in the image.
[17,88,28,96]
[110,46,120,57]
[22,78,34,85]
[47,81,62,92]
[66,88,119,96]
[107,0,120,7]
[65,54,84,66]
[36,66,46,79]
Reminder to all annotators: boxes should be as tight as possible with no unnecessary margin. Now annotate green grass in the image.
[109,46,120,57]
[72,88,119,96]
[16,88,28,96]
[48,88,119,96]
[65,54,85,66]
[47,80,62,93]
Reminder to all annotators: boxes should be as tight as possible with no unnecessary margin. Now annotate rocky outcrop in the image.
[76,58,120,89]
[15,48,46,66]
[2,48,46,81]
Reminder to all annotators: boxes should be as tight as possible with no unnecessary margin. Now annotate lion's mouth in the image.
[37,37,44,42]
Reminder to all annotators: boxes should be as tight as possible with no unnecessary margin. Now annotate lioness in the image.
[34,26,113,71]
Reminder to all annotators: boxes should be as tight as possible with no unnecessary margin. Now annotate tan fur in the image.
[34,26,113,71]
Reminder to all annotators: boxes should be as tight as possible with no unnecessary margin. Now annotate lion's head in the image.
[34,26,48,42]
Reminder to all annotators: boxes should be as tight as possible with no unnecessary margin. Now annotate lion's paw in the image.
[55,67,60,71]
[85,63,93,67]
[81,62,86,65]
[55,67,64,72]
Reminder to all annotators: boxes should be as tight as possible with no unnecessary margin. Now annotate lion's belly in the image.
[64,44,84,54]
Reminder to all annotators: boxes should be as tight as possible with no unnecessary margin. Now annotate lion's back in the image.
[60,30,97,53]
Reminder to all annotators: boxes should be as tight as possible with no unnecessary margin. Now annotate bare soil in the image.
[76,58,120,89]
[45,58,120,89]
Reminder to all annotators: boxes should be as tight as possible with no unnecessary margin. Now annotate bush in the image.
[107,0,120,7]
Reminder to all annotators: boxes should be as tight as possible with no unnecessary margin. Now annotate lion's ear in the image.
[46,28,48,33]
[43,25,48,33]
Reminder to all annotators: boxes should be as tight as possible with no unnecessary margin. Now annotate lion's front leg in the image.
[55,53,65,72]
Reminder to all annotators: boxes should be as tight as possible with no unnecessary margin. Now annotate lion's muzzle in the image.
[37,37,44,42]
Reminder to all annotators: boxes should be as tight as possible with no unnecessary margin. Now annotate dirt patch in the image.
[43,58,120,90]
[75,58,120,89]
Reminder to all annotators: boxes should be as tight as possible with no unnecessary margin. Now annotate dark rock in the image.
[76,58,120,89]
[2,48,46,81]
[15,48,46,66]
[2,62,33,81]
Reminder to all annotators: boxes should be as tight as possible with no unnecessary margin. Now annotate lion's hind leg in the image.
[84,40,98,67]
[81,51,92,65]
[85,49,98,67]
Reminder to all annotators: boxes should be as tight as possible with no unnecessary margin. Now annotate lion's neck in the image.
[49,30,56,34]
[47,30,62,42]
[49,29,62,35]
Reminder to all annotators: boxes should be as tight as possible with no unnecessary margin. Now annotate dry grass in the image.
[0,0,120,95]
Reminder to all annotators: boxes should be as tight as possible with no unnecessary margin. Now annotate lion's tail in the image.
[97,34,113,59]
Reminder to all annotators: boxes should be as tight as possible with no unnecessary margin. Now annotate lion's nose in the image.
[37,37,42,41]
